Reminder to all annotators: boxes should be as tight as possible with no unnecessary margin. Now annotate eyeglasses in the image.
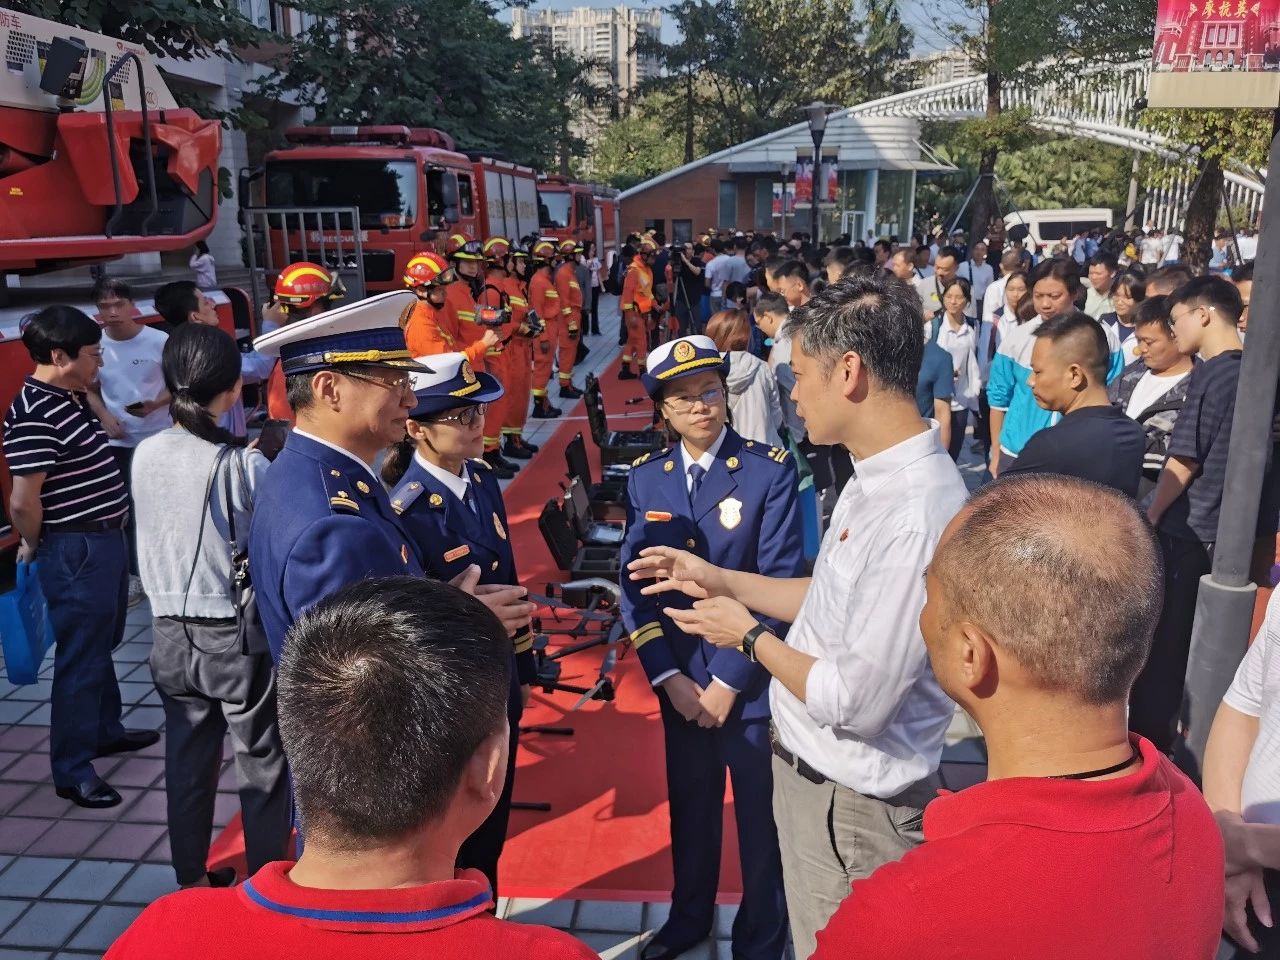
[340,368,414,394]
[433,404,487,427]
[663,387,724,413]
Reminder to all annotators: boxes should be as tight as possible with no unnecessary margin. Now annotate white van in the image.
[1003,208,1114,255]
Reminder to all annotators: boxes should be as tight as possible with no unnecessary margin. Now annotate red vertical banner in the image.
[794,157,814,207]
[821,156,839,204]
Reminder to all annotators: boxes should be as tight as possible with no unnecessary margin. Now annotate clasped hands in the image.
[449,564,536,638]
[629,547,762,728]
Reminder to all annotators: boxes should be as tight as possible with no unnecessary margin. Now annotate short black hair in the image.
[1030,256,1083,297]
[1110,269,1146,302]
[21,305,101,363]
[784,272,922,398]
[278,576,511,848]
[774,259,810,284]
[91,277,132,303]
[1087,251,1119,272]
[763,256,791,278]
[1033,311,1109,382]
[1167,274,1243,325]
[1133,295,1173,337]
[936,245,962,263]
[1146,263,1194,293]
[755,291,789,317]
[285,372,315,411]
[872,239,892,254]
[154,280,201,328]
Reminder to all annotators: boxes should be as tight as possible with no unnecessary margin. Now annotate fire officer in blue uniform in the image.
[619,335,804,960]
[382,352,536,897]
[250,291,432,662]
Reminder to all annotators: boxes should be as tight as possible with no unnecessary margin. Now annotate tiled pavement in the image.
[0,302,989,957]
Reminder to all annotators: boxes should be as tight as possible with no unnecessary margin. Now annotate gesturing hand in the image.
[473,583,537,638]
[663,597,759,650]
[1225,868,1271,954]
[629,546,726,600]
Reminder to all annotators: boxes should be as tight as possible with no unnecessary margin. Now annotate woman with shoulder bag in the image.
[132,324,290,888]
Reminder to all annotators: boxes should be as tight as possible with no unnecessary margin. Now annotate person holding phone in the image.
[381,352,537,897]
[619,335,805,960]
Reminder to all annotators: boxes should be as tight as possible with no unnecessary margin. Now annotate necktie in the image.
[463,485,478,515]
[687,463,705,501]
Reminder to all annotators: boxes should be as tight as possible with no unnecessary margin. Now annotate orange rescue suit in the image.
[404,293,488,369]
[621,255,655,366]
[528,268,559,397]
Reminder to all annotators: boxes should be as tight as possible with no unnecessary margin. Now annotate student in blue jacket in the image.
[620,335,806,960]
[381,352,536,898]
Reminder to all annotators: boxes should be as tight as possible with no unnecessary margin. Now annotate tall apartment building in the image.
[512,5,662,158]
[910,48,979,88]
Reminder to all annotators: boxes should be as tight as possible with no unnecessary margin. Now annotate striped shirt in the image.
[3,377,128,527]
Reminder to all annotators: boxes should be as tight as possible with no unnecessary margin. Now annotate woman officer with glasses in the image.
[619,335,805,960]
[380,351,536,897]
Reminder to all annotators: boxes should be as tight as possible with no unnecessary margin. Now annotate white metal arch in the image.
[839,60,1265,230]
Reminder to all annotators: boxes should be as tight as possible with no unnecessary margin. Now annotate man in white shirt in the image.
[89,278,171,603]
[1084,251,1118,319]
[628,274,968,960]
[956,241,993,319]
[703,242,733,311]
[914,245,960,321]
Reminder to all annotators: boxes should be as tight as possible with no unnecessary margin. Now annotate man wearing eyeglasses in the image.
[248,292,436,663]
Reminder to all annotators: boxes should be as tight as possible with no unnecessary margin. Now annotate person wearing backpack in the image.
[132,324,290,888]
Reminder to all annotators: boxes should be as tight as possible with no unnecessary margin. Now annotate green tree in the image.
[9,0,268,59]
[1140,109,1271,270]
[940,0,1155,248]
[259,0,604,171]
[592,90,707,188]
[635,0,913,154]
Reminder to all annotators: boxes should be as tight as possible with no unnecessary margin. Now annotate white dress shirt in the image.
[292,429,379,483]
[935,318,981,412]
[414,451,471,504]
[769,425,968,797]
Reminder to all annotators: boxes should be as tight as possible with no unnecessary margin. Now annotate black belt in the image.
[166,616,237,626]
[45,517,127,534]
[770,732,829,785]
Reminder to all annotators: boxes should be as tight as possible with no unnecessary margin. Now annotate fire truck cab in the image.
[261,126,480,293]
[537,175,619,255]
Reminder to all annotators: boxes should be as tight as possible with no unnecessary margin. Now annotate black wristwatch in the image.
[741,622,770,663]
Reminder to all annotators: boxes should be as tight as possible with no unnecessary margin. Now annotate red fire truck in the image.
[0,8,228,557]
[257,126,546,294]
[536,175,620,253]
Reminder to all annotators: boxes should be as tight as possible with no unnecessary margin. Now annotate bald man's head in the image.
[929,474,1161,705]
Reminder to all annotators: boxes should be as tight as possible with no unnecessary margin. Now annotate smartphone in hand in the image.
[255,419,290,461]
[124,401,147,417]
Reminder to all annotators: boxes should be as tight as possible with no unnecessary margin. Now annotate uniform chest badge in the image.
[356,480,371,495]
[429,493,444,508]
[645,510,672,522]
[444,545,471,563]
[718,497,743,530]
[493,512,507,540]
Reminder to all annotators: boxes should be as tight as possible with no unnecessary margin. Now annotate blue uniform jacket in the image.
[250,431,423,662]
[390,456,536,687]
[620,428,805,720]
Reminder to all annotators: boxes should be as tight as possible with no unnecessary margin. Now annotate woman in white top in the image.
[188,240,218,290]
[1100,270,1145,367]
[933,277,982,461]
[705,308,785,447]
[584,240,603,335]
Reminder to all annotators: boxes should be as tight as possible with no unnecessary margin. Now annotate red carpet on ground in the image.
[211,355,744,903]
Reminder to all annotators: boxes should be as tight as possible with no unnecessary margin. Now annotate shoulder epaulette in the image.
[390,479,431,516]
[743,440,791,465]
[323,468,364,514]
[470,457,492,471]
[632,447,671,469]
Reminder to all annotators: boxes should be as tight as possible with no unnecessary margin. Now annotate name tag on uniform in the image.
[645,511,673,522]
[444,545,471,563]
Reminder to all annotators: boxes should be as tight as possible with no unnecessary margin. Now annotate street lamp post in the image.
[804,101,830,245]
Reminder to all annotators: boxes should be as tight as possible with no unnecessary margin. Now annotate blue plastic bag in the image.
[0,562,55,685]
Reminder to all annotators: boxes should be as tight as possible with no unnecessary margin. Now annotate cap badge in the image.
[673,340,695,363]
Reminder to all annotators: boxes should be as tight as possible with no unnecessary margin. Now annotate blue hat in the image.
[253,291,433,376]
[407,352,505,419]
[641,335,729,400]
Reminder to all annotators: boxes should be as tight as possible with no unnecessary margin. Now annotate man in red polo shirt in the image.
[106,577,594,960]
[813,474,1224,960]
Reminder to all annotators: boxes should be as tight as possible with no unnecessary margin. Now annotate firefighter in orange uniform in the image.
[443,233,494,376]
[471,237,526,477]
[264,261,345,422]
[619,237,659,380]
[401,251,496,369]
[483,240,542,463]
[528,239,562,419]
[554,238,584,399]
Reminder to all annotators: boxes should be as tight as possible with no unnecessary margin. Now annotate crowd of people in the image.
[1,212,1276,959]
